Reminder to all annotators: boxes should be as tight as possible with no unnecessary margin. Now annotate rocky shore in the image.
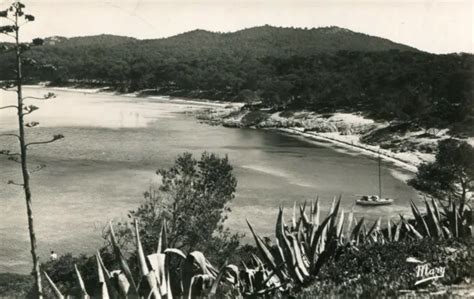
[194,106,452,173]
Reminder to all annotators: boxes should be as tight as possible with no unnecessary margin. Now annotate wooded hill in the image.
[0,25,472,134]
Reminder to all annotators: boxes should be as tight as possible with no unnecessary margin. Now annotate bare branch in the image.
[22,96,49,101]
[0,105,18,110]
[23,104,39,115]
[23,92,56,101]
[0,133,20,140]
[7,180,24,187]
[26,134,64,148]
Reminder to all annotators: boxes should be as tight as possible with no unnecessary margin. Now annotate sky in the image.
[0,0,472,54]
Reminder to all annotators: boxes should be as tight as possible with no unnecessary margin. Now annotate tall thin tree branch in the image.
[0,133,20,140]
[0,105,18,110]
[22,96,51,100]
[25,135,64,148]
[7,180,24,186]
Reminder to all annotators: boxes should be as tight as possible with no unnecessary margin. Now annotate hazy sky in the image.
[0,0,472,54]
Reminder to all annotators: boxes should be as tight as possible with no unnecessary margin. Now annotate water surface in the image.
[0,88,420,273]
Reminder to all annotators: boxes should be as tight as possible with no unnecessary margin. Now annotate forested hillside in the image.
[0,25,472,133]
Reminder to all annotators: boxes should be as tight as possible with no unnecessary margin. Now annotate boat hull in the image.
[356,198,394,206]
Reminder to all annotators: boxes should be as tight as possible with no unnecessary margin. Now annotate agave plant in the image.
[44,220,242,298]
[245,197,347,294]
[43,196,472,298]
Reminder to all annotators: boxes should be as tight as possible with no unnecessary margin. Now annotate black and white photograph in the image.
[0,0,473,297]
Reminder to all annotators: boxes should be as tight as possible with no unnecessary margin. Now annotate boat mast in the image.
[378,154,382,198]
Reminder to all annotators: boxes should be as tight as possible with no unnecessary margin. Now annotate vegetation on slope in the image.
[1,26,472,134]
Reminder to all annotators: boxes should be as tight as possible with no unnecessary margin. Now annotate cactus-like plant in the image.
[44,197,472,298]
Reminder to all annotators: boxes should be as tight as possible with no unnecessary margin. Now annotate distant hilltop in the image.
[39,25,419,54]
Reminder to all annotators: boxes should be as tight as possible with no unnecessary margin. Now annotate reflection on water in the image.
[0,87,420,274]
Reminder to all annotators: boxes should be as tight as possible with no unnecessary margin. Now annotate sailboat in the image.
[356,154,394,206]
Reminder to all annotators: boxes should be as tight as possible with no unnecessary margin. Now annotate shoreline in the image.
[23,85,426,174]
[23,84,238,109]
[276,128,419,173]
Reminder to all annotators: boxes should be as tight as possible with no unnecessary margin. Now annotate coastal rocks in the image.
[194,106,438,166]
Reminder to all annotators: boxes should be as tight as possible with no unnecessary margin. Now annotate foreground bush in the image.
[298,238,473,298]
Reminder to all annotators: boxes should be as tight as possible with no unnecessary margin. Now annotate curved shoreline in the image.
[276,128,419,173]
[22,85,423,173]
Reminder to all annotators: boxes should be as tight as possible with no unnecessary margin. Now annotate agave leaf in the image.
[431,198,442,224]
[157,220,168,254]
[328,197,336,215]
[301,200,308,215]
[182,255,197,299]
[367,217,381,242]
[97,252,120,299]
[309,213,333,273]
[403,219,423,239]
[350,217,365,243]
[147,253,167,297]
[394,219,403,242]
[209,263,240,297]
[225,264,240,284]
[328,197,341,238]
[272,237,287,270]
[182,251,215,298]
[74,264,90,298]
[313,197,320,227]
[136,221,160,298]
[312,238,338,276]
[336,209,345,241]
[452,201,459,238]
[251,253,264,269]
[292,202,297,230]
[111,270,131,297]
[387,218,392,242]
[410,199,431,237]
[299,203,311,231]
[424,199,443,239]
[164,253,174,299]
[247,219,278,271]
[210,261,228,295]
[442,225,453,239]
[43,271,64,299]
[189,274,213,298]
[109,222,138,295]
[317,224,327,253]
[96,255,110,299]
[345,210,354,242]
[164,248,187,260]
[275,208,303,283]
[134,220,150,276]
[290,234,310,278]
[260,263,283,286]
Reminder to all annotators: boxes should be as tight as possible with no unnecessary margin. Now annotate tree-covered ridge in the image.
[0,25,472,133]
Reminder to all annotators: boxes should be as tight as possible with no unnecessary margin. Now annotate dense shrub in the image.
[299,238,473,298]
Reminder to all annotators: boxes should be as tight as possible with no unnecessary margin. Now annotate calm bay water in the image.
[0,87,420,274]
